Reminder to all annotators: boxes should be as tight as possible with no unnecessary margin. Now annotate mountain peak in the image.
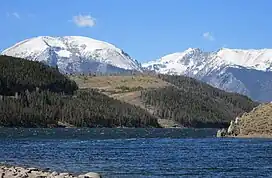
[2,36,142,73]
[184,48,201,53]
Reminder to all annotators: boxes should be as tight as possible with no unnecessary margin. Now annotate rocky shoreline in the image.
[0,164,101,178]
[216,117,240,138]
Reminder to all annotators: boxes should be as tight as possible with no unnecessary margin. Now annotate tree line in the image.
[0,89,159,128]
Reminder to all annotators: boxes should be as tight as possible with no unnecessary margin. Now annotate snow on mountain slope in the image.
[143,48,272,74]
[143,48,209,76]
[143,48,272,102]
[214,48,272,71]
[2,36,142,73]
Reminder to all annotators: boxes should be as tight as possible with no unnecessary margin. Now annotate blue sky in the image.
[1,0,272,62]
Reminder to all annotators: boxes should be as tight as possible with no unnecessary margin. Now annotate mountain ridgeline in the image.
[0,55,159,128]
[140,74,258,128]
[4,36,272,101]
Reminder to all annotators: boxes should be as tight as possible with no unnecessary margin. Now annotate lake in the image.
[0,128,272,177]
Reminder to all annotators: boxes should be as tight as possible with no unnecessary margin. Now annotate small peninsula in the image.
[217,103,272,138]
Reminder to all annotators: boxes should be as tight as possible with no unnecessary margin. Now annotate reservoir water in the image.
[0,128,271,177]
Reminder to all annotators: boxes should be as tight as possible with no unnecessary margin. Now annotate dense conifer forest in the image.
[0,55,78,95]
[0,55,159,128]
[0,90,159,128]
[140,74,259,128]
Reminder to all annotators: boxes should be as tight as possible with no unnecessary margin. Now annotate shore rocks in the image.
[217,117,241,138]
[0,165,102,178]
[226,117,240,136]
[227,120,235,135]
[216,128,227,137]
[78,172,101,178]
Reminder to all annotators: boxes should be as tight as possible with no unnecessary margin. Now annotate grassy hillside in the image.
[70,75,169,91]
[0,55,78,95]
[71,74,258,128]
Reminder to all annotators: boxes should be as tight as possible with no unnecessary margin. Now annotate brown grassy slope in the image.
[69,75,182,128]
[238,103,272,136]
[70,75,169,90]
[69,75,170,102]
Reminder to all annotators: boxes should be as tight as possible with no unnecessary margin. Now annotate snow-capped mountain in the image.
[143,48,272,102]
[3,36,272,101]
[2,36,142,73]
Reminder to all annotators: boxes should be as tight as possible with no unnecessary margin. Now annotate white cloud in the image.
[7,12,21,19]
[72,14,96,27]
[203,32,215,41]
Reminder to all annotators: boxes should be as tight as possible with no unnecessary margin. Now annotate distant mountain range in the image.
[2,36,272,102]
[143,48,272,102]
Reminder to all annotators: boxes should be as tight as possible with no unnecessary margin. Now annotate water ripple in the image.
[0,128,272,177]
